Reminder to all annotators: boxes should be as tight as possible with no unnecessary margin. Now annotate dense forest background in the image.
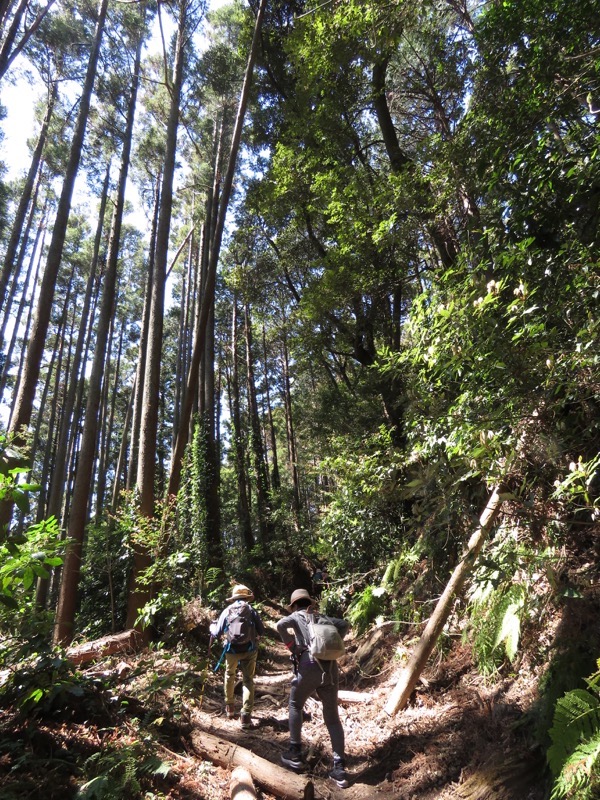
[0,0,599,797]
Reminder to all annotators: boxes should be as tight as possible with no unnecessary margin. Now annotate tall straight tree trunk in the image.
[168,0,268,497]
[0,81,55,318]
[35,283,74,517]
[94,314,116,518]
[127,176,160,490]
[229,297,253,550]
[45,162,111,523]
[6,225,46,430]
[2,0,109,539]
[0,196,46,400]
[244,303,271,550]
[54,19,143,645]
[97,316,124,519]
[0,0,56,81]
[110,373,135,512]
[126,3,188,630]
[201,218,221,567]
[262,323,280,491]
[281,322,300,525]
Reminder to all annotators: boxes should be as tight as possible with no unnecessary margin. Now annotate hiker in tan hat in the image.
[276,587,350,788]
[210,584,264,728]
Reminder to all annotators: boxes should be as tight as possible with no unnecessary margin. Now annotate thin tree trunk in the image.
[110,373,135,512]
[45,162,111,522]
[262,324,280,491]
[95,313,120,519]
[383,486,509,716]
[35,282,74,517]
[126,2,187,630]
[0,81,55,318]
[245,303,271,549]
[229,297,253,550]
[54,19,143,645]
[168,0,268,497]
[2,0,109,539]
[0,198,46,400]
[0,0,56,81]
[127,175,160,490]
[281,323,300,524]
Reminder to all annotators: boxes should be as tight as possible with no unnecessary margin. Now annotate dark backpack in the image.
[225,601,255,650]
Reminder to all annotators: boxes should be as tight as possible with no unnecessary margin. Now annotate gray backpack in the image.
[306,612,345,661]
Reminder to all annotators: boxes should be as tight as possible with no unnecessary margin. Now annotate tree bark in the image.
[383,485,509,716]
[262,323,280,491]
[1,0,109,538]
[0,81,55,318]
[65,629,143,666]
[0,189,45,400]
[127,176,160,490]
[126,2,187,630]
[54,20,143,645]
[281,321,300,524]
[168,0,268,497]
[245,303,271,549]
[229,297,253,550]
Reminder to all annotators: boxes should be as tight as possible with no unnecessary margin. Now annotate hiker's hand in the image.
[285,641,302,657]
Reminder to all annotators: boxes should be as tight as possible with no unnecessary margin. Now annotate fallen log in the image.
[66,629,143,666]
[384,485,510,717]
[338,690,372,703]
[231,765,257,799]
[190,729,315,800]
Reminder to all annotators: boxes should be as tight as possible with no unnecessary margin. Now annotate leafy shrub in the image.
[0,651,98,716]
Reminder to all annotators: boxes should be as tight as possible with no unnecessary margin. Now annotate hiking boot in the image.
[225,704,235,719]
[281,745,307,773]
[240,712,251,729]
[329,760,349,788]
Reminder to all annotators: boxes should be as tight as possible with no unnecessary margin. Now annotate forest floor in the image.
[0,595,554,800]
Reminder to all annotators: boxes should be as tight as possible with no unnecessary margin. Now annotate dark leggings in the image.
[288,651,344,760]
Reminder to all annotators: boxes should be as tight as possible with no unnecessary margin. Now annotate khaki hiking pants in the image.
[224,648,257,713]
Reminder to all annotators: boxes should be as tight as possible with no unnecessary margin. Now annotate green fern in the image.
[548,662,600,799]
[76,742,170,799]
[468,583,526,674]
[347,585,386,633]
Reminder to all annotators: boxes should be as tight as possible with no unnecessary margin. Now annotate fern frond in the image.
[548,688,600,775]
[494,599,523,662]
[550,730,600,799]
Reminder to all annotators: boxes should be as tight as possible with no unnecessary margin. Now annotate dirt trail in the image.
[182,602,547,800]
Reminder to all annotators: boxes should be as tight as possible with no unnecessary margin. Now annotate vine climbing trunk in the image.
[384,485,510,717]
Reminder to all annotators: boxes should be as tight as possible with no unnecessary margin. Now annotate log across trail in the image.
[190,728,316,800]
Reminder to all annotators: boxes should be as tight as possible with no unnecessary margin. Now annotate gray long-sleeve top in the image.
[276,607,349,651]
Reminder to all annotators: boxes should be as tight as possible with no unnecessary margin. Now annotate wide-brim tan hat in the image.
[286,588,313,611]
[227,584,254,602]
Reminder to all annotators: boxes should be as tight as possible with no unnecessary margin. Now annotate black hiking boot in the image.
[329,759,349,788]
[240,712,252,729]
[281,744,307,773]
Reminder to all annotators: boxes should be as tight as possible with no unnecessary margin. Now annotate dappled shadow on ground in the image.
[1,595,571,800]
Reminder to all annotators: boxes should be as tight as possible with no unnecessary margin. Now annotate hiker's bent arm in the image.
[211,607,229,638]
[276,615,296,648]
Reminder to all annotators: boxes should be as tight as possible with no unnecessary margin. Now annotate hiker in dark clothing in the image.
[210,584,264,729]
[276,588,350,788]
